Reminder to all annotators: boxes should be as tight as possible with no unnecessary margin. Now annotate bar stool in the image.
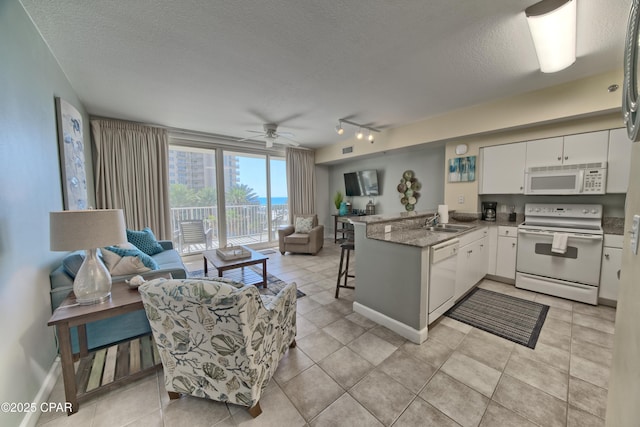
[335,239,355,298]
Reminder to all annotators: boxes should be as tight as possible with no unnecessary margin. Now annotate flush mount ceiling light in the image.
[265,135,276,148]
[525,0,576,73]
[336,119,381,142]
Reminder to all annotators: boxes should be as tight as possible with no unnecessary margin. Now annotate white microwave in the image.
[524,162,607,195]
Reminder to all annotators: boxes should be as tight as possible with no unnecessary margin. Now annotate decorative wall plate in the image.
[398,171,421,211]
[623,0,640,141]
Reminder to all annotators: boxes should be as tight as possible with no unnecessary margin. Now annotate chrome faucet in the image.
[424,213,440,227]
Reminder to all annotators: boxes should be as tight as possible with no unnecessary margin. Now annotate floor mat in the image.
[258,249,277,255]
[445,287,549,349]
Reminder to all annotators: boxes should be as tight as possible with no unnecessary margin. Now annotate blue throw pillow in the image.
[126,227,164,256]
[62,252,85,279]
[103,245,159,270]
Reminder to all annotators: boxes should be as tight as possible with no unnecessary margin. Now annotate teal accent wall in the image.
[328,142,445,216]
[0,1,92,424]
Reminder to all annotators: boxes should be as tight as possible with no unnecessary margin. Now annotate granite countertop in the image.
[355,210,522,248]
[348,210,438,225]
[603,217,625,235]
[353,210,624,247]
[366,226,477,248]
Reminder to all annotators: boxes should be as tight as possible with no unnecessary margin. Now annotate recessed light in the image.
[608,84,619,93]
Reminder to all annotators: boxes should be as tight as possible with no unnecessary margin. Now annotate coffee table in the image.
[203,246,268,288]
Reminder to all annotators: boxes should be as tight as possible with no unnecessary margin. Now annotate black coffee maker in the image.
[481,201,497,221]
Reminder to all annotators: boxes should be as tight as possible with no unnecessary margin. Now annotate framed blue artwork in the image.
[55,97,88,210]
[448,156,476,182]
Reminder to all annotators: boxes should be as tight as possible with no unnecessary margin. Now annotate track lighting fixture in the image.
[335,118,380,142]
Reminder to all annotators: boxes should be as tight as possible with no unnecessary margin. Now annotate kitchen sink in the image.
[423,224,472,233]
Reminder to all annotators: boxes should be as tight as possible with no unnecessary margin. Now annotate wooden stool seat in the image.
[335,241,355,298]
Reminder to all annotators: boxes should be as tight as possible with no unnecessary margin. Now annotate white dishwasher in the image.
[428,238,459,325]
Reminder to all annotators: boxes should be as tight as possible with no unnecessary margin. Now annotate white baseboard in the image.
[353,302,428,344]
[20,357,61,427]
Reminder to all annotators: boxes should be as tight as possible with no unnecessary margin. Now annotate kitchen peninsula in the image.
[350,211,488,344]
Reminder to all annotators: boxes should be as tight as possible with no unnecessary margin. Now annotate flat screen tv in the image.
[344,170,379,196]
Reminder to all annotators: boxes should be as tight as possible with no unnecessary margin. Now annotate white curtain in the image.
[286,147,316,223]
[91,119,172,240]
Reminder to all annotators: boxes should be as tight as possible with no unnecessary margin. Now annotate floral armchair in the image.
[138,277,297,417]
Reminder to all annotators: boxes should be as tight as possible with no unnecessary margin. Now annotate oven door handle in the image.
[517,229,603,241]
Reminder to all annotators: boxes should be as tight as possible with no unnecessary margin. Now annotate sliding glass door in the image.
[270,157,288,240]
[222,151,288,246]
[223,151,266,245]
[168,146,219,254]
[168,144,287,254]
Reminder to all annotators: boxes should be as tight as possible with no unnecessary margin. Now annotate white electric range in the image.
[515,203,604,305]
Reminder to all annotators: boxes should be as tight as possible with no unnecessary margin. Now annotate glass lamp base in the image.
[73,248,112,305]
[76,292,111,305]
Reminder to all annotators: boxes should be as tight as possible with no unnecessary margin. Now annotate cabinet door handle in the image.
[617,270,621,280]
[557,156,561,161]
[512,242,516,248]
[605,253,610,259]
[565,156,569,160]
[505,230,509,235]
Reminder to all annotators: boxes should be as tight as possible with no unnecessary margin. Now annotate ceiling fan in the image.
[239,123,299,148]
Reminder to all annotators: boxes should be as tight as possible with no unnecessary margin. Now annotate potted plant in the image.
[333,191,343,213]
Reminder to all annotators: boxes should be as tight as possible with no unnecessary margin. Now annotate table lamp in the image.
[50,209,127,305]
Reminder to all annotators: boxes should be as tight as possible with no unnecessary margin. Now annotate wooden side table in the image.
[48,275,169,415]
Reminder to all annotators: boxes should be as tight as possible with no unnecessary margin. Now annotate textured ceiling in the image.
[21,0,631,149]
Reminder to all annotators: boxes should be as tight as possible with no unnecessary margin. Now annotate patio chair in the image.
[179,219,213,253]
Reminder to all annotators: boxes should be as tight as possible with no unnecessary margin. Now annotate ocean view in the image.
[257,197,288,206]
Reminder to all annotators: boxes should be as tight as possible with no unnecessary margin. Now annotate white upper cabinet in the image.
[562,131,609,165]
[525,137,564,168]
[479,142,526,194]
[525,131,608,169]
[606,128,633,193]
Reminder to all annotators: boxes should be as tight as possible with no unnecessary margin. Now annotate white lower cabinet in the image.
[455,228,489,299]
[495,226,518,280]
[487,226,498,275]
[600,234,623,303]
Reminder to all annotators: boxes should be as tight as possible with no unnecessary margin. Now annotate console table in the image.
[48,275,169,415]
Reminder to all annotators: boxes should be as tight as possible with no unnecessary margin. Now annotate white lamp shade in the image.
[526,0,576,73]
[50,209,127,251]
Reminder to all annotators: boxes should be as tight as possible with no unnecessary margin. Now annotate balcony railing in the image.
[170,204,288,254]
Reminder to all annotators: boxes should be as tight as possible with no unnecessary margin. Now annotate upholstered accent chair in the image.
[278,214,324,255]
[138,277,297,417]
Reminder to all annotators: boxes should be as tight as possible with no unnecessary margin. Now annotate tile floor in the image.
[38,240,615,427]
